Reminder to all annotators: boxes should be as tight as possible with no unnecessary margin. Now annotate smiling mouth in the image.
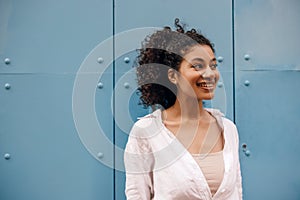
[196,82,215,89]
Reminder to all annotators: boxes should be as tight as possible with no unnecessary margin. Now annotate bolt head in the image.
[4,58,10,65]
[124,82,130,89]
[244,54,250,61]
[97,152,104,159]
[4,153,10,160]
[217,82,223,88]
[4,83,11,90]
[217,56,224,63]
[244,80,250,86]
[124,57,130,63]
[97,82,104,89]
[245,150,251,157]
[97,57,104,63]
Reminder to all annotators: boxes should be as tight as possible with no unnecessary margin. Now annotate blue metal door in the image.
[235,0,300,199]
[0,0,114,199]
[114,0,234,199]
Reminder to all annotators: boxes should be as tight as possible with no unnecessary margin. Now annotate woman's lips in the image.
[196,82,215,90]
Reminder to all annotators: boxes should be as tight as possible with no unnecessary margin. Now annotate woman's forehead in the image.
[183,45,215,62]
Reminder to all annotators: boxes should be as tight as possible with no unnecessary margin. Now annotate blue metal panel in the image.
[0,75,113,199]
[0,0,113,74]
[0,0,114,200]
[235,0,300,70]
[235,0,300,199]
[114,0,233,199]
[235,71,300,200]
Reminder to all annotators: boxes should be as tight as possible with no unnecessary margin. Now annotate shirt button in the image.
[221,188,226,193]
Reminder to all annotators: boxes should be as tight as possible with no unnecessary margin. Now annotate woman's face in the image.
[175,44,220,100]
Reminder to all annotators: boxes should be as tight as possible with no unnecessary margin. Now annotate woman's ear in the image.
[168,69,178,84]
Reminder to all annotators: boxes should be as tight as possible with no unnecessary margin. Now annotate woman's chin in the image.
[199,93,215,100]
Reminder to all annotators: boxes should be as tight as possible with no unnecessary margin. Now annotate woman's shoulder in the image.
[205,108,225,118]
[205,108,237,129]
[134,109,160,126]
[206,109,240,144]
[130,109,162,138]
[222,117,237,128]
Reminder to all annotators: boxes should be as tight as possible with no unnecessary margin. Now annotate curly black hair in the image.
[136,18,215,109]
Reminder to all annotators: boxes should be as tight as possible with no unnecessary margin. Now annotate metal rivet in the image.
[97,82,104,89]
[97,152,104,159]
[217,56,224,63]
[245,150,251,157]
[244,80,250,86]
[124,57,130,63]
[124,82,130,89]
[4,58,11,65]
[217,82,223,88]
[4,153,11,160]
[244,54,250,61]
[4,83,11,90]
[97,57,104,63]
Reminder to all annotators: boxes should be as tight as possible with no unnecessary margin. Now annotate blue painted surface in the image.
[0,0,299,199]
[0,0,114,199]
[235,0,300,199]
[236,71,300,200]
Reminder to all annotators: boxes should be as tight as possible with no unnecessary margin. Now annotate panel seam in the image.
[112,0,116,199]
[232,0,236,123]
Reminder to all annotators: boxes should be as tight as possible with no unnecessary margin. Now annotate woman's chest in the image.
[164,120,224,154]
[149,134,237,200]
[153,154,210,199]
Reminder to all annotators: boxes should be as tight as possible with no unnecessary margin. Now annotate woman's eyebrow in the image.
[191,57,217,62]
[191,58,205,62]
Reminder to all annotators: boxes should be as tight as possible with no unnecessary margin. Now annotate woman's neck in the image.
[165,96,207,121]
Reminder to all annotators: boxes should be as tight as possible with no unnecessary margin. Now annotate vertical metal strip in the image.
[112,0,116,199]
[232,0,236,123]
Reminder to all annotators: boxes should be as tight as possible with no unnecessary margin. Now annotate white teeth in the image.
[197,82,214,87]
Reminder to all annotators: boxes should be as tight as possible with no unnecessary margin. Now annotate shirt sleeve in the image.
[234,125,243,200]
[124,124,154,200]
[236,157,243,200]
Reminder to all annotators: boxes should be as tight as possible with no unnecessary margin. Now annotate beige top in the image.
[192,151,225,197]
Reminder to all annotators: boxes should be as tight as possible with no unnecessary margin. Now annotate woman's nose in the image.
[201,67,215,79]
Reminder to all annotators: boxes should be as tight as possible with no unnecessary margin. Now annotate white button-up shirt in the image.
[124,109,243,200]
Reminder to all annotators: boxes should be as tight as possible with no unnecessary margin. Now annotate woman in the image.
[124,19,242,200]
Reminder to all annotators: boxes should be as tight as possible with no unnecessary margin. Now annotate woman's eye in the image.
[210,63,218,70]
[192,64,204,70]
